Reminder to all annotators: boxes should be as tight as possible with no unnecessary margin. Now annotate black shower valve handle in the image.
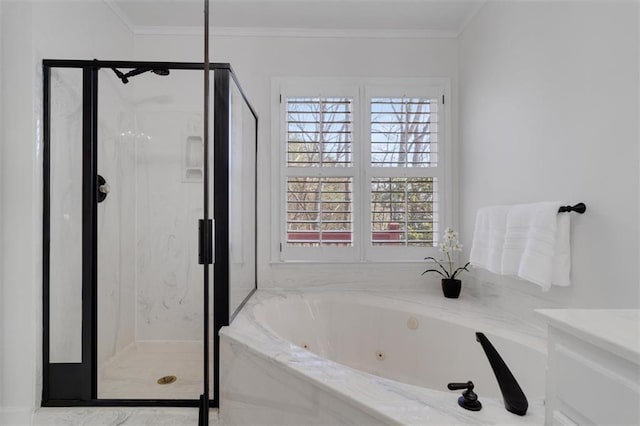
[97,174,109,203]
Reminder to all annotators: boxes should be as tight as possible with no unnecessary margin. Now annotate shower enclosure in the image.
[42,60,257,407]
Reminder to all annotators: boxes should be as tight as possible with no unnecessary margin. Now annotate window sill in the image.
[269,259,445,266]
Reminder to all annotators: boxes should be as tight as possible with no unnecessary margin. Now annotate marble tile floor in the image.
[32,407,219,426]
[98,341,212,400]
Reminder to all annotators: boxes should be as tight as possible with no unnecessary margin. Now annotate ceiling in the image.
[107,0,485,36]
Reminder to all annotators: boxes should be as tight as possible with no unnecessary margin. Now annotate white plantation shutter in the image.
[366,92,442,260]
[370,97,437,167]
[286,177,353,247]
[370,177,436,247]
[283,96,355,256]
[277,80,448,262]
[369,96,438,247]
[287,97,352,167]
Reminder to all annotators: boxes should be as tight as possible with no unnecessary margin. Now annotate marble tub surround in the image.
[220,289,546,425]
[460,271,569,330]
[33,407,219,425]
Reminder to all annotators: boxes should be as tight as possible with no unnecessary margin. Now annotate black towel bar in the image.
[558,203,586,214]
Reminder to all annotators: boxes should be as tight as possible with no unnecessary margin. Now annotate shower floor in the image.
[98,341,213,400]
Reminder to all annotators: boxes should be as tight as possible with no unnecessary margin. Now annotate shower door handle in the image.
[97,174,110,203]
[199,219,213,265]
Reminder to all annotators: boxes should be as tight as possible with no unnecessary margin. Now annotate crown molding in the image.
[134,26,458,39]
[103,0,474,39]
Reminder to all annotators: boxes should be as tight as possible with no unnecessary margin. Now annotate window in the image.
[370,177,436,247]
[287,176,353,247]
[286,97,354,248]
[287,97,352,168]
[274,79,450,262]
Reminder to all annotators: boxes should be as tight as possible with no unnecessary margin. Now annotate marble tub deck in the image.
[221,288,548,425]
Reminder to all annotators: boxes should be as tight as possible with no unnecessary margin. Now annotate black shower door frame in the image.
[42,59,257,407]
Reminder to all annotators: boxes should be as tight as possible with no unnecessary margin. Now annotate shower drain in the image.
[157,375,177,385]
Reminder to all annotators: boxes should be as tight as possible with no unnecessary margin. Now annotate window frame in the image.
[364,84,446,261]
[271,77,453,263]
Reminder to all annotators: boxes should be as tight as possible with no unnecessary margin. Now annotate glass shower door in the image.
[96,67,205,400]
[43,60,255,406]
[44,65,92,401]
[228,73,258,318]
[208,68,258,404]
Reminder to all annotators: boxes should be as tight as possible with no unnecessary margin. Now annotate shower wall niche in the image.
[43,61,257,406]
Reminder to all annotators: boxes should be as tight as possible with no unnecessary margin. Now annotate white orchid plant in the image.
[422,227,470,280]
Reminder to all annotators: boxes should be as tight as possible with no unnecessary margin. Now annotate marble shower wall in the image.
[134,108,204,341]
[132,69,206,342]
[97,70,137,367]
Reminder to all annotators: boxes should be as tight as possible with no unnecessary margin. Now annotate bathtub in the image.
[219,289,547,425]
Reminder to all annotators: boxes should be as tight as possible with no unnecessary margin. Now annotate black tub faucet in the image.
[475,332,528,416]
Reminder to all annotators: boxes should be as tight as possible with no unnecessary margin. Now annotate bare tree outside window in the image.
[287,97,352,167]
[371,177,436,247]
[370,97,438,247]
[283,95,439,250]
[371,97,437,168]
[286,98,353,247]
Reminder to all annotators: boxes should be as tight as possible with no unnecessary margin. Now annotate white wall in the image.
[0,0,5,414]
[1,3,38,422]
[134,33,459,290]
[459,1,640,312]
[1,1,133,421]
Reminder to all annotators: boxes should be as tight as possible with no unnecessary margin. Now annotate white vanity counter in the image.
[536,309,640,425]
[536,309,640,364]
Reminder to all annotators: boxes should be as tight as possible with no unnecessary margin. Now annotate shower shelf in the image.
[183,135,203,182]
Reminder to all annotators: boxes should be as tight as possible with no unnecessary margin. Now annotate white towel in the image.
[470,202,572,291]
[551,213,571,287]
[501,202,571,291]
[469,206,511,275]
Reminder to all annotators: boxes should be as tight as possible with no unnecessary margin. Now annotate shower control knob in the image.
[97,174,110,203]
